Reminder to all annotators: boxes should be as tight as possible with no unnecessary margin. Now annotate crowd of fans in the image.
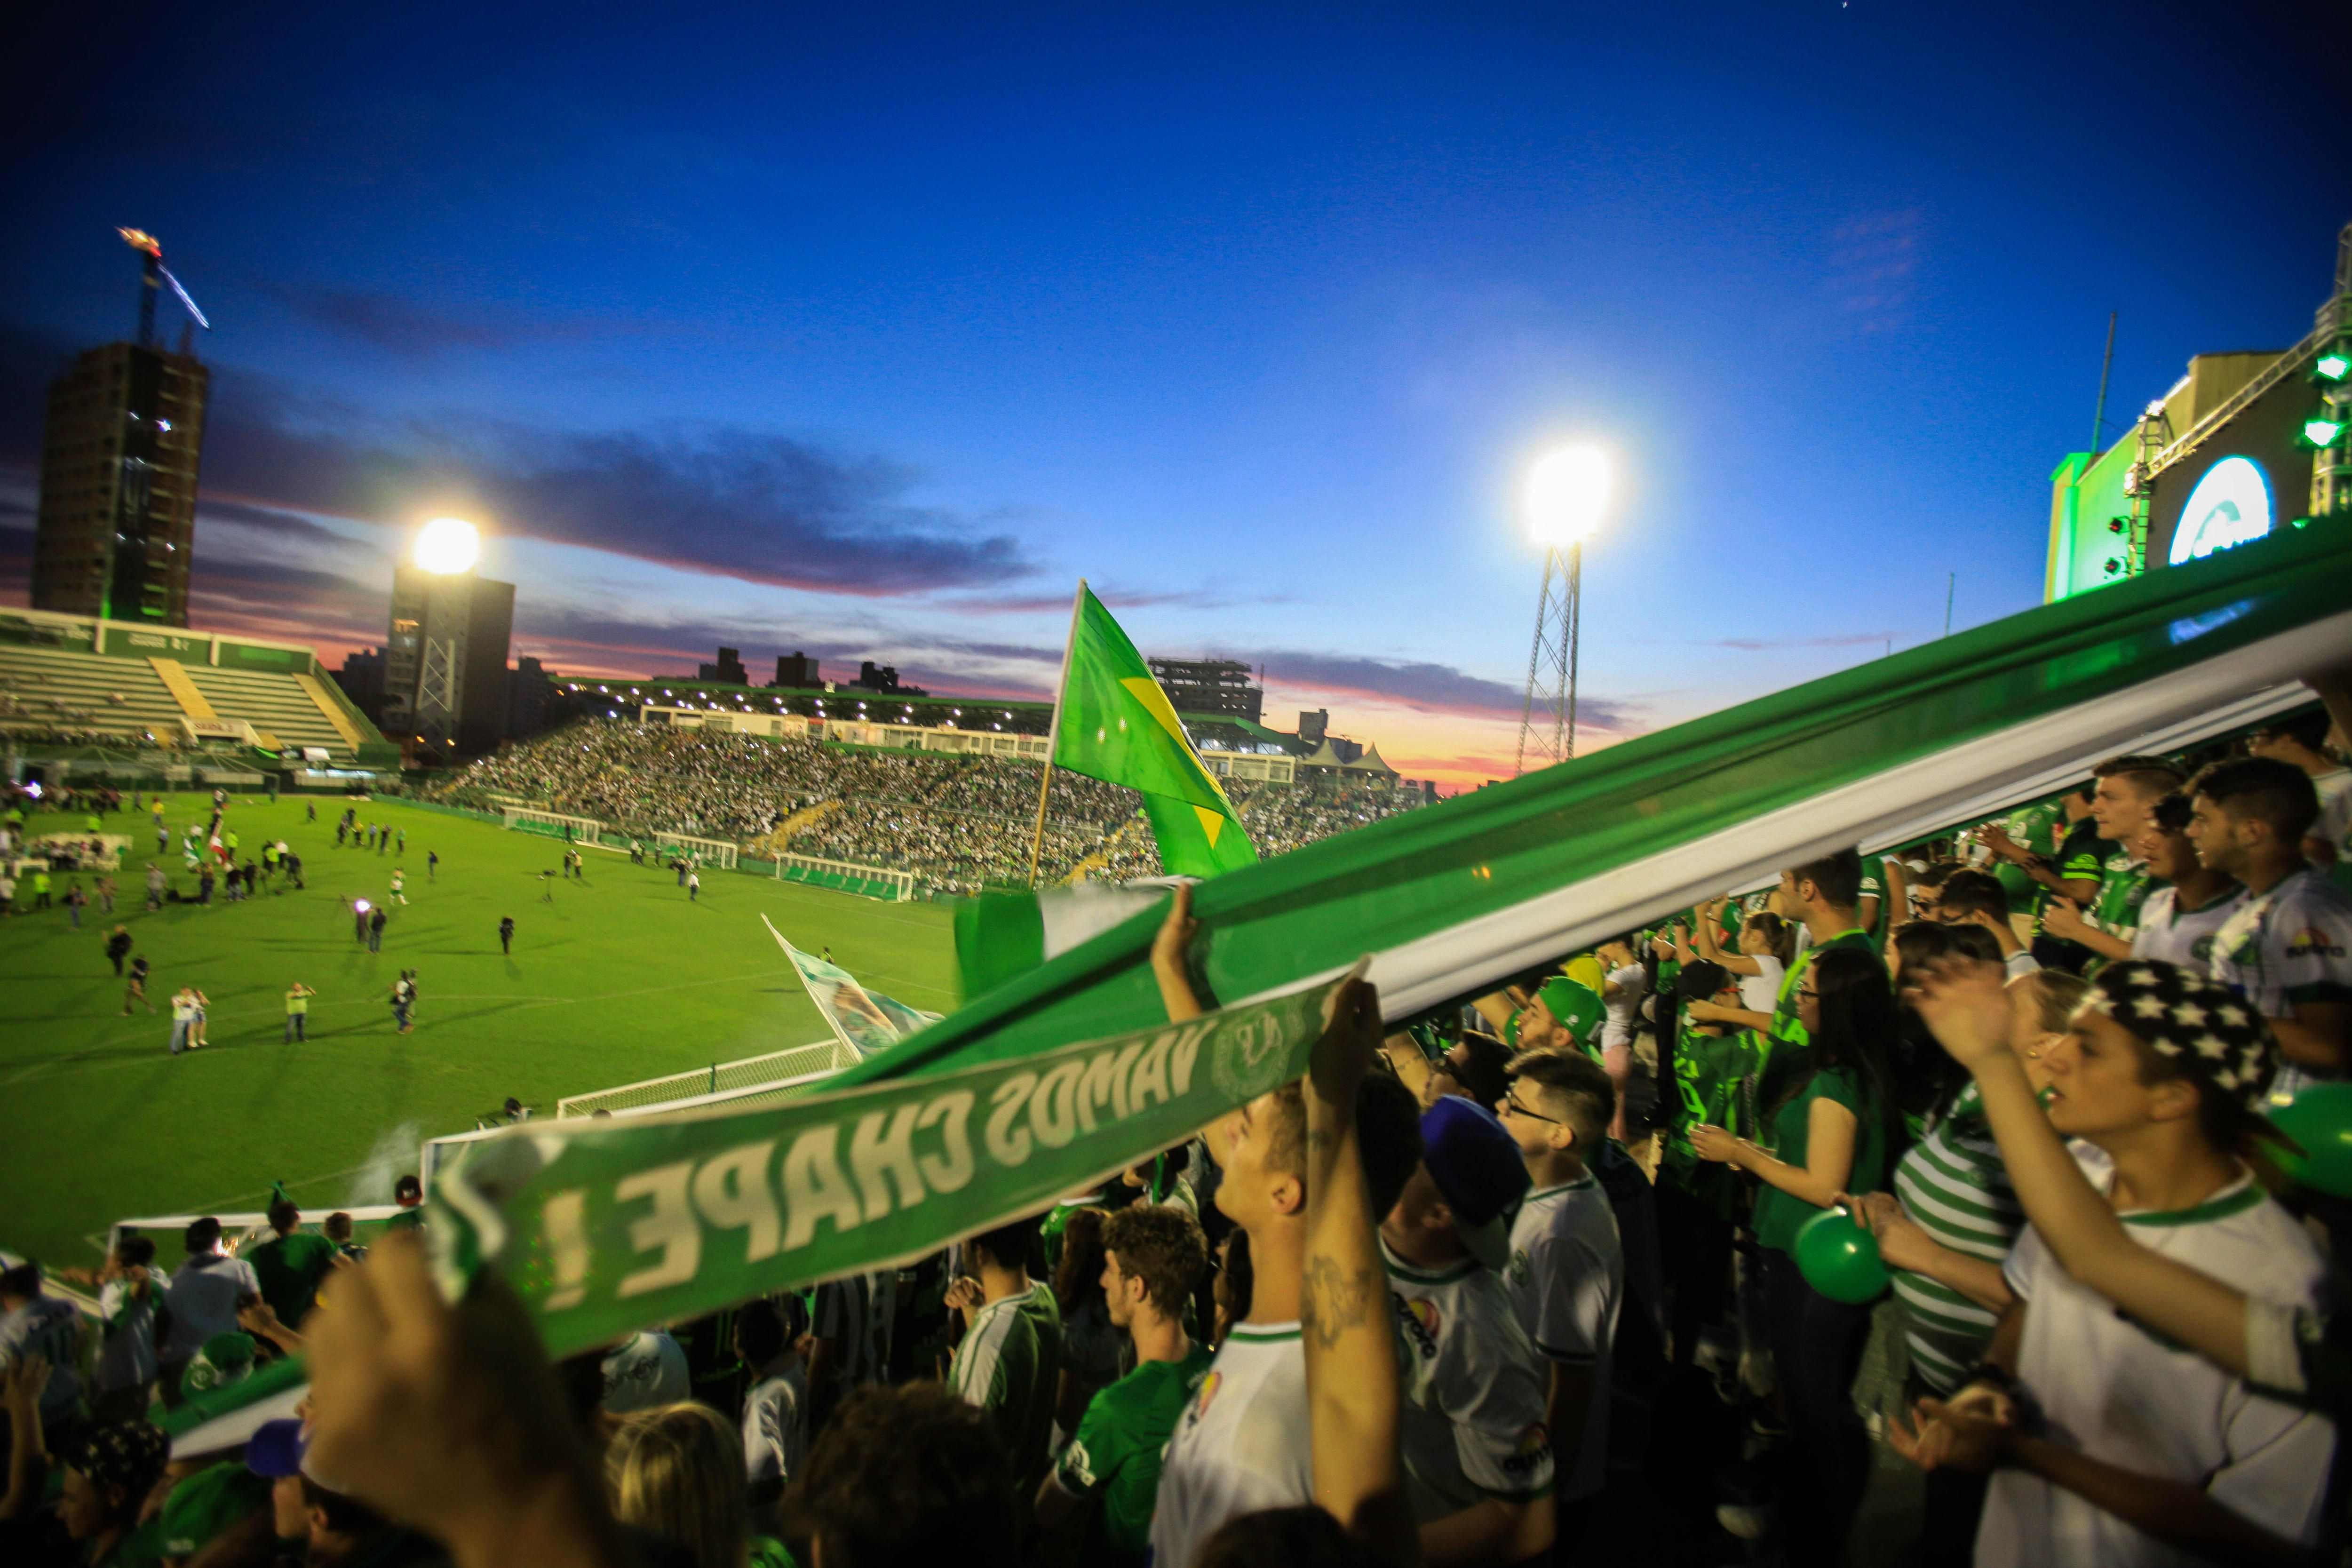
[6,673,2352,1568]
[422,721,1428,893]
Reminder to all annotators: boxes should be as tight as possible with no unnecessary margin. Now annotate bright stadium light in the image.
[1525,445,1612,546]
[414,517,481,574]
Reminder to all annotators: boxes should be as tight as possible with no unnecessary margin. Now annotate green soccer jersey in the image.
[1055,1343,1216,1560]
[1662,1022,1769,1219]
[950,1293,1048,1471]
[2084,854,2153,971]
[1858,855,1891,943]
[246,1230,339,1328]
[1768,929,1879,1050]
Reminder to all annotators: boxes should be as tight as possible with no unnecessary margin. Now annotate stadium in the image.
[4,20,2352,1567]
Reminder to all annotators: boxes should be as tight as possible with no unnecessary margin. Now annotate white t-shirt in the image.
[600,1329,689,1412]
[96,1276,159,1393]
[742,1360,807,1485]
[2002,950,2042,980]
[1148,1323,1313,1568]
[1977,1172,2337,1568]
[1737,954,1785,1015]
[162,1252,260,1361]
[2310,769,2350,865]
[172,994,198,1023]
[0,1297,85,1418]
[2206,866,2352,1103]
[2130,883,2246,974]
[1600,964,1646,1050]
[1384,1242,1556,1522]
[1503,1175,1622,1500]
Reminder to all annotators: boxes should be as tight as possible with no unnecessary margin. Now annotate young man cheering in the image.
[1039,1203,1213,1565]
[1685,847,1879,1049]
[1382,1095,1555,1566]
[1147,890,1423,1568]
[1494,1048,1623,1544]
[2127,793,2243,972]
[946,1216,1059,1501]
[1893,961,2336,1565]
[2185,757,2352,1096]
[2039,756,2182,968]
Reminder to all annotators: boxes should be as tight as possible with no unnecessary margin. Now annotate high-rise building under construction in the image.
[32,341,210,625]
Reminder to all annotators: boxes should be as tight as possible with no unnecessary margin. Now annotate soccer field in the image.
[0,792,958,1272]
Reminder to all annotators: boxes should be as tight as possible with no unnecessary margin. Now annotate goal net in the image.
[501,806,606,842]
[652,831,738,870]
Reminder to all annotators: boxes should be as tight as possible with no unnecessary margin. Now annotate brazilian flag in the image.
[1049,583,1256,878]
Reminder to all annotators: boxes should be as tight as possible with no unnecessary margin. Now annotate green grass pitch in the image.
[0,792,958,1271]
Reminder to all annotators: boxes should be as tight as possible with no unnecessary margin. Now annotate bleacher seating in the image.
[181,664,362,756]
[0,644,186,742]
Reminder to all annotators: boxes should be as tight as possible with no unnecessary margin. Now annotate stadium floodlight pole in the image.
[1028,579,1087,885]
[1515,446,1609,776]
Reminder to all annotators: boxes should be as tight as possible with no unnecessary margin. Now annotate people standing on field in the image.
[285,982,316,1043]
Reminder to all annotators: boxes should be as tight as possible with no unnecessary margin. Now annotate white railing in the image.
[553,1038,854,1117]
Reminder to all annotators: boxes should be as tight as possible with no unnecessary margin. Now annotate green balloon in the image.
[2271,1083,2352,1198]
[1795,1208,1891,1304]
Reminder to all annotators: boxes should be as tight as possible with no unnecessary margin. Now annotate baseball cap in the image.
[1418,1098,1531,1273]
[244,1417,308,1479]
[1538,977,1603,1046]
[181,1330,256,1396]
[159,1458,272,1557]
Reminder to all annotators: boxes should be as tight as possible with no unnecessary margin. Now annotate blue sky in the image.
[2,1,2342,786]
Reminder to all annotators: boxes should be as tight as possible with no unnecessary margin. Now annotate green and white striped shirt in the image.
[1890,1083,2023,1394]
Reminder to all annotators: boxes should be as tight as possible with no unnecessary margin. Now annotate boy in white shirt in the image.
[1494,1047,1623,1544]
[1894,962,2336,1566]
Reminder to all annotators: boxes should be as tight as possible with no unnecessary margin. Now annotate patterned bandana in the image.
[2076,959,2278,1105]
[65,1420,170,1501]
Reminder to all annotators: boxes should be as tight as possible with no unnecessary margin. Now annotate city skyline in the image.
[2,2,2344,788]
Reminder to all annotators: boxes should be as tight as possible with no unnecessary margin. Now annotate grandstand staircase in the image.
[293,673,371,753]
[1066,812,1152,884]
[149,658,219,723]
[761,799,841,856]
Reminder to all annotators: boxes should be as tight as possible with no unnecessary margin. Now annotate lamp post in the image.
[1515,446,1610,775]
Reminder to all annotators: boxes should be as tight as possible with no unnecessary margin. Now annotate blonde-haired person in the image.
[604,1401,753,1568]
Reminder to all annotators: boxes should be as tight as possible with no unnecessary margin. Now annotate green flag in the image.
[1049,583,1255,877]
[1141,790,1258,878]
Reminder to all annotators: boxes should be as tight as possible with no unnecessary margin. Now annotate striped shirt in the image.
[813,1271,896,1390]
[1890,1083,2023,1394]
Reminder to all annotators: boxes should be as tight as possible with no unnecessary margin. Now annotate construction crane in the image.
[117,228,211,350]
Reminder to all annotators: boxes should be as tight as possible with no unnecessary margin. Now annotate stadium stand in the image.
[424,717,1430,892]
[0,609,394,767]
[0,642,187,744]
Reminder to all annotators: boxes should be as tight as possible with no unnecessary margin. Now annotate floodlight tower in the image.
[1515,446,1611,775]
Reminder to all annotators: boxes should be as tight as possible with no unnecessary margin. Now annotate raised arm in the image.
[1301,978,1417,1564]
[1908,961,2256,1381]
[1151,883,1204,1023]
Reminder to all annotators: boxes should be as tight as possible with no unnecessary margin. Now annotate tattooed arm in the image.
[1301,977,1419,1565]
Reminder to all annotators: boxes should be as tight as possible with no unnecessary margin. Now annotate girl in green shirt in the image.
[1691,946,1902,1564]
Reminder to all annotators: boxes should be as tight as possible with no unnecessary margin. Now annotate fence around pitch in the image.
[773,852,916,902]
[552,1037,853,1116]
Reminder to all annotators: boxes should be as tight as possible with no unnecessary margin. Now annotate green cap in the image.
[159,1459,272,1557]
[1538,977,1603,1045]
[181,1331,257,1396]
